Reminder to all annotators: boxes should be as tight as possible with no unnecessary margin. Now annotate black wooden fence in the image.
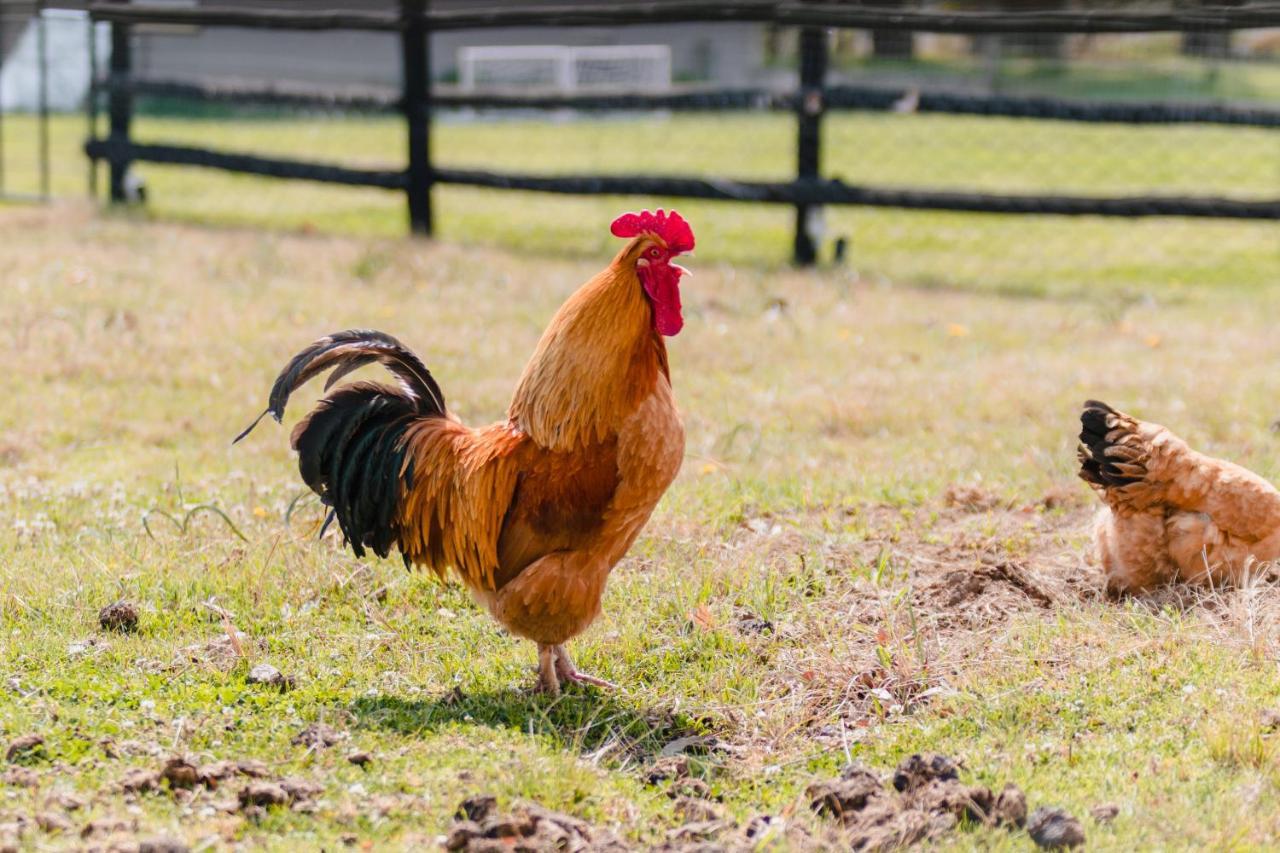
[83,1,1280,265]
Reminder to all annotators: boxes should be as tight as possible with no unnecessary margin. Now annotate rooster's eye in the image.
[648,248,662,259]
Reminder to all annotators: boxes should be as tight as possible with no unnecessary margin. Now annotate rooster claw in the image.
[563,670,617,689]
[536,643,615,696]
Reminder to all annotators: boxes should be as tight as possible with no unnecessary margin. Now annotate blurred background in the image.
[0,0,1276,298]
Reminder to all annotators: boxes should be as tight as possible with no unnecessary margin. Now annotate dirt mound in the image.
[856,498,1088,627]
[806,754,1031,851]
[444,796,628,851]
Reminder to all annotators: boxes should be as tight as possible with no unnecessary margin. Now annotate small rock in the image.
[644,755,689,785]
[161,756,199,789]
[1090,802,1120,824]
[943,483,999,512]
[346,750,372,767]
[669,776,713,800]
[444,820,482,851]
[665,819,730,843]
[247,663,291,690]
[48,791,86,811]
[139,838,190,853]
[98,600,139,633]
[734,610,774,636]
[807,769,883,821]
[742,814,781,840]
[482,815,522,839]
[456,794,497,823]
[5,733,43,762]
[892,753,960,793]
[280,777,323,803]
[1027,806,1086,849]
[235,758,271,778]
[238,781,288,808]
[291,723,344,749]
[119,768,161,794]
[80,817,134,839]
[1,767,38,787]
[993,783,1028,828]
[34,812,73,833]
[673,795,724,823]
[0,815,31,845]
[196,760,238,786]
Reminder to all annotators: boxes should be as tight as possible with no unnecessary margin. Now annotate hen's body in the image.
[239,217,691,694]
[1078,401,1280,593]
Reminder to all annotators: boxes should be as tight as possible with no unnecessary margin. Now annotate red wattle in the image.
[642,265,684,337]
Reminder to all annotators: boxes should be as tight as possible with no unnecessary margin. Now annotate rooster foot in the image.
[535,644,616,697]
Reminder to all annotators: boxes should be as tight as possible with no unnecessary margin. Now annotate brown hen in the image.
[1078,400,1280,593]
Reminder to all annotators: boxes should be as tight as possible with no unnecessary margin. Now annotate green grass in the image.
[834,49,1280,103]
[1,110,1275,299]
[0,108,1278,848]
[4,198,1280,848]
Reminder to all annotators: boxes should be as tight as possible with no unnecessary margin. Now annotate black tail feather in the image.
[291,385,422,559]
[234,329,444,444]
[238,330,446,562]
[1078,400,1145,489]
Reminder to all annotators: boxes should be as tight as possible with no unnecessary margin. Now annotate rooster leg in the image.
[535,644,562,697]
[552,645,617,690]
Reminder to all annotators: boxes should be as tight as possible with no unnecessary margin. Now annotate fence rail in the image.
[84,1,1280,33]
[98,75,1280,128]
[82,0,1280,264]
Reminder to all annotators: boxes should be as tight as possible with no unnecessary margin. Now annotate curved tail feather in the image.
[233,329,445,444]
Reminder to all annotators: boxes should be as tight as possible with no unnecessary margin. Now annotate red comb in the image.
[610,209,695,254]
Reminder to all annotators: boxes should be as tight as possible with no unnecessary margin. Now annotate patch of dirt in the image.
[806,754,1030,851]
[444,796,628,852]
[764,495,1098,735]
[106,753,325,822]
[444,793,817,852]
[853,496,1092,626]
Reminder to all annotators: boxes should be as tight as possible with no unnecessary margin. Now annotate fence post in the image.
[0,5,6,198]
[107,0,133,203]
[87,10,99,198]
[37,1,49,200]
[401,0,432,235]
[792,23,828,266]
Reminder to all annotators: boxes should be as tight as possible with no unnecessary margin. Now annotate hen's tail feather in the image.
[1078,400,1149,490]
[233,329,445,444]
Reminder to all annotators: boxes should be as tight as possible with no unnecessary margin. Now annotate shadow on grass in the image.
[349,686,711,764]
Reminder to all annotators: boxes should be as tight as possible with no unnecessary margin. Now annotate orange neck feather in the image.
[508,240,667,452]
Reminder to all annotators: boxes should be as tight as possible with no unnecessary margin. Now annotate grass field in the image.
[0,109,1279,849]
[1,111,1276,299]
[3,195,1280,849]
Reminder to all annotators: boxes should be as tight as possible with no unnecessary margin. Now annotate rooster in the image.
[237,210,693,695]
[1078,400,1280,593]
